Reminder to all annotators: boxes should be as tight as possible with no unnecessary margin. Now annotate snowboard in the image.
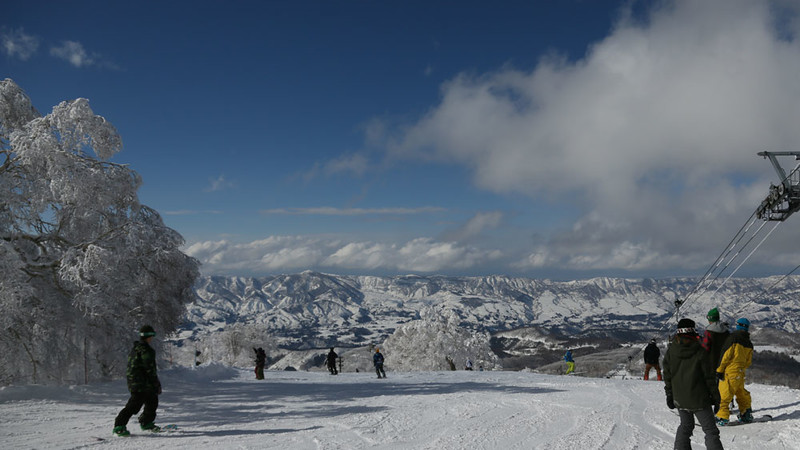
[725,414,772,426]
[104,423,179,439]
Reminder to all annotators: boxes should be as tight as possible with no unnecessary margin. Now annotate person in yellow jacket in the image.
[715,317,753,426]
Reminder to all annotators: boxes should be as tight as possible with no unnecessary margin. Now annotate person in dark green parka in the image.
[113,325,163,436]
[663,318,723,450]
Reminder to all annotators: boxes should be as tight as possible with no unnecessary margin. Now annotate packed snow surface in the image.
[2,365,799,449]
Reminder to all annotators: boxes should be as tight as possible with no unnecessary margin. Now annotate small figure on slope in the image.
[465,358,473,371]
[564,349,575,375]
[715,318,754,426]
[663,318,723,450]
[327,347,339,375]
[113,325,163,437]
[643,338,662,381]
[374,348,386,379]
[254,347,266,380]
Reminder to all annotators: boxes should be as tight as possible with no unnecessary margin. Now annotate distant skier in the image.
[715,318,754,426]
[327,347,339,375]
[465,358,473,371]
[113,325,163,437]
[373,348,386,379]
[663,318,723,450]
[643,339,662,381]
[564,349,575,375]
[254,347,266,380]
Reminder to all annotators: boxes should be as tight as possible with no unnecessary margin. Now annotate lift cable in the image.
[607,215,770,378]
[681,219,771,313]
[676,214,768,316]
[675,155,800,316]
[706,221,782,301]
[605,153,800,378]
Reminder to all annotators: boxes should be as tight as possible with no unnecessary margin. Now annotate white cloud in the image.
[1,28,39,60]
[184,235,500,275]
[379,0,800,274]
[163,210,223,216]
[50,41,95,67]
[205,174,236,192]
[303,153,370,181]
[262,206,446,216]
[441,211,504,242]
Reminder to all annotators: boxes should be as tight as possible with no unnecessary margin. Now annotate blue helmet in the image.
[736,318,751,331]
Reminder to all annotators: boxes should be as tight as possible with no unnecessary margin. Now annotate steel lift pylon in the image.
[756,151,800,221]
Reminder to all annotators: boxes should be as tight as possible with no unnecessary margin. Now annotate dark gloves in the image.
[716,372,725,381]
[666,396,675,409]
[712,393,721,414]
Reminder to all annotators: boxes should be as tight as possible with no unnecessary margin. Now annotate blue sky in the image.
[5,0,800,279]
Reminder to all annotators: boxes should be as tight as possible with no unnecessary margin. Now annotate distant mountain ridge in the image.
[183,271,800,349]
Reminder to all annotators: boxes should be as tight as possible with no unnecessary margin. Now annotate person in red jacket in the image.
[701,307,730,368]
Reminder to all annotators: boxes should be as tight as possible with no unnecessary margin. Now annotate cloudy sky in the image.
[5,0,800,279]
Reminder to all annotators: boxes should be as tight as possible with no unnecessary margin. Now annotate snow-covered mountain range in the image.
[181,271,800,350]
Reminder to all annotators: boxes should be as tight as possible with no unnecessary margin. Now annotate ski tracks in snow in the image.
[529,377,673,449]
[297,372,675,449]
[2,369,800,449]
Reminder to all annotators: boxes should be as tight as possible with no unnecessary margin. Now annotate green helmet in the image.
[707,307,720,322]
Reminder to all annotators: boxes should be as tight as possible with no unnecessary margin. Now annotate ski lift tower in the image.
[756,151,800,221]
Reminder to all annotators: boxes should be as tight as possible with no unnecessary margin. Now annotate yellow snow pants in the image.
[716,371,751,420]
[565,361,575,374]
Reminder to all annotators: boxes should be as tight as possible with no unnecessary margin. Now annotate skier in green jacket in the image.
[113,325,163,437]
[663,318,723,450]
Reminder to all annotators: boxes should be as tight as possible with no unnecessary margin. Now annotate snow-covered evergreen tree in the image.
[381,308,501,371]
[0,79,200,385]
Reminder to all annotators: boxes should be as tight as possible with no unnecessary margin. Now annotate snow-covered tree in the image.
[381,309,501,371]
[187,323,278,367]
[0,79,200,385]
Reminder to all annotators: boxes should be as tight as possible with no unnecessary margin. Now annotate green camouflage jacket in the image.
[126,340,161,394]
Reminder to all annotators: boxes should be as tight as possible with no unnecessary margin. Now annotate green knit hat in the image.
[139,325,156,338]
[707,307,720,322]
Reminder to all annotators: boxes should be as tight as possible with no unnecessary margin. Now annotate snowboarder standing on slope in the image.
[564,349,575,375]
[715,318,754,426]
[643,338,662,381]
[113,325,163,437]
[663,318,723,450]
[701,307,731,371]
[465,358,473,371]
[373,348,386,379]
[701,307,729,403]
[327,347,339,375]
[254,347,266,380]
